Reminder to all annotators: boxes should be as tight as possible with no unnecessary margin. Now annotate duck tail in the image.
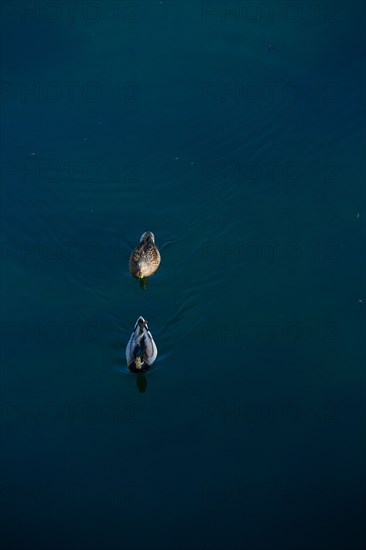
[140,231,155,243]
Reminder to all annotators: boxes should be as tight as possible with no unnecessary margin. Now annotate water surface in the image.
[1,2,365,549]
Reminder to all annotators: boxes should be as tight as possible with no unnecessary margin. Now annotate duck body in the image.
[129,231,161,279]
[126,316,158,372]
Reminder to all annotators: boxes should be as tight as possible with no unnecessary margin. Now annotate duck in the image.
[129,231,161,279]
[126,316,158,372]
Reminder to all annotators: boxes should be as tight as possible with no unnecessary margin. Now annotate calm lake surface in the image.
[1,1,365,549]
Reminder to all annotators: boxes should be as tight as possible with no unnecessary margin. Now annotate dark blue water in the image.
[1,2,365,549]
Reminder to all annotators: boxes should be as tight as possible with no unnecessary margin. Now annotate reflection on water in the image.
[136,373,147,393]
[139,278,148,290]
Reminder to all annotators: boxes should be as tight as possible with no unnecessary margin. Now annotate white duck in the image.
[126,316,158,372]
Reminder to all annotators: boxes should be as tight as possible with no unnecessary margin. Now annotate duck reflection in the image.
[139,278,148,290]
[136,373,147,393]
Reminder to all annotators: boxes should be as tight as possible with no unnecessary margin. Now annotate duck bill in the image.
[135,357,142,370]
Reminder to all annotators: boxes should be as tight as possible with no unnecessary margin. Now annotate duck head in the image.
[136,260,150,279]
[133,345,144,370]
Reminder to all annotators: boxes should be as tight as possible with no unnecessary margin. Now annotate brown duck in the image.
[129,231,161,279]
